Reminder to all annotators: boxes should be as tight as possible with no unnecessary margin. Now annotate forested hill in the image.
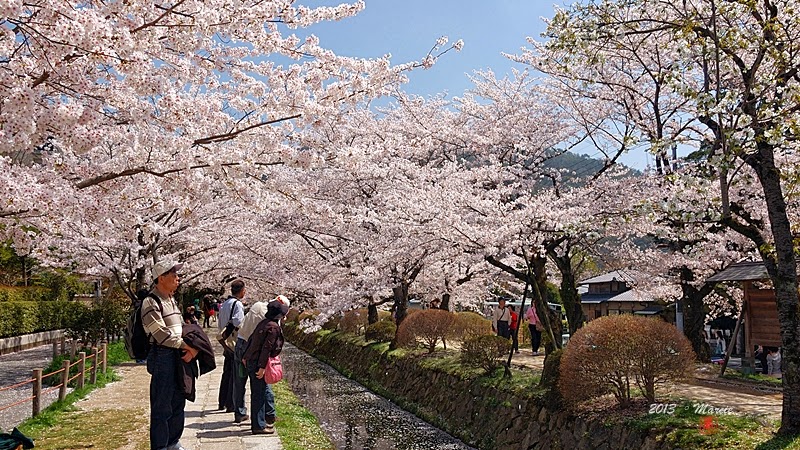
[537,151,640,189]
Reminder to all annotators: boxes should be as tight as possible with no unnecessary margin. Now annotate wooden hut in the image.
[706,261,782,372]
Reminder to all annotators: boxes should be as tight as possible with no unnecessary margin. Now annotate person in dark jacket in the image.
[242,300,289,435]
[179,323,216,401]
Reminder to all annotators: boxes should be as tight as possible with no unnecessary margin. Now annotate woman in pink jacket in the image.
[525,306,542,356]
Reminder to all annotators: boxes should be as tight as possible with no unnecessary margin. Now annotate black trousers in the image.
[529,324,542,352]
[497,320,510,339]
[218,352,235,410]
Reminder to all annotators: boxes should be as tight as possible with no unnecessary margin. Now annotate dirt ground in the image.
[75,362,150,450]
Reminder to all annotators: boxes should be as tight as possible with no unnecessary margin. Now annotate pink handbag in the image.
[264,355,283,384]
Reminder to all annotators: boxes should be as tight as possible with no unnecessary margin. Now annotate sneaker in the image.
[533,351,539,356]
[167,443,189,450]
[234,414,250,424]
[252,426,275,435]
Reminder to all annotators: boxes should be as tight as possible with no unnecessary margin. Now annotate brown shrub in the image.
[297,309,319,323]
[321,314,340,330]
[460,335,512,374]
[365,320,397,342]
[449,311,493,343]
[559,315,695,407]
[285,308,301,324]
[340,308,369,335]
[395,309,456,353]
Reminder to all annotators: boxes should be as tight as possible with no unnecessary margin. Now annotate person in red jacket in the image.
[508,305,520,354]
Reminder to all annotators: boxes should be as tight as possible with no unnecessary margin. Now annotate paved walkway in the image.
[510,347,783,420]
[180,342,283,450]
[0,343,71,432]
[77,334,283,450]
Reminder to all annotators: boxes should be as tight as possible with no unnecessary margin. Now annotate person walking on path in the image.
[492,298,511,339]
[202,295,214,328]
[242,300,289,435]
[525,304,542,356]
[142,259,198,450]
[508,305,520,354]
[218,280,248,423]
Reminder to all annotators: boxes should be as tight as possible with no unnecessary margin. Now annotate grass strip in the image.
[17,341,149,450]
[273,380,334,450]
[627,400,800,449]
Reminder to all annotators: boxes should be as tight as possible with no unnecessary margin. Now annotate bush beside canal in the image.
[285,323,682,450]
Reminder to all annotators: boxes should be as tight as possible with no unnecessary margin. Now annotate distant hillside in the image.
[537,151,640,190]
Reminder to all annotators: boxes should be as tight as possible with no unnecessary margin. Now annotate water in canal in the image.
[282,343,476,450]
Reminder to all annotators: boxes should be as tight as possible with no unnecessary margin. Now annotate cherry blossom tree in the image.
[1,0,465,304]
[528,0,800,433]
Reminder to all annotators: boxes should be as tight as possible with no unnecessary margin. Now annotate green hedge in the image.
[0,300,79,338]
[65,297,128,347]
[0,286,53,302]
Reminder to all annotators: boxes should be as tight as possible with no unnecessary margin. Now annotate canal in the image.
[282,343,476,450]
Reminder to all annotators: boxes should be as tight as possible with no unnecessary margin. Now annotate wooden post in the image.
[743,283,755,373]
[101,343,108,374]
[60,335,66,355]
[52,342,58,359]
[90,347,98,384]
[720,305,746,377]
[59,360,70,401]
[78,352,86,390]
[70,339,77,359]
[32,368,42,417]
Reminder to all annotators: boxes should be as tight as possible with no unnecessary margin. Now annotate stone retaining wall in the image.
[0,329,64,355]
[285,326,675,450]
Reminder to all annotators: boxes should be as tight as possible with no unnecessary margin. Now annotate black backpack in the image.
[124,293,162,360]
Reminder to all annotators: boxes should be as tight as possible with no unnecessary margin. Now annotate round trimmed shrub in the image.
[340,308,369,335]
[395,309,456,353]
[449,311,492,343]
[559,315,695,407]
[460,334,512,374]
[297,309,320,324]
[322,314,340,330]
[285,308,301,324]
[365,320,396,342]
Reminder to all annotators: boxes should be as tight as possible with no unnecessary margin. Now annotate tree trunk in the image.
[680,266,712,363]
[393,283,409,326]
[547,247,584,336]
[367,303,379,325]
[21,255,27,287]
[750,148,800,435]
[531,255,562,353]
[441,292,451,311]
[389,282,410,350]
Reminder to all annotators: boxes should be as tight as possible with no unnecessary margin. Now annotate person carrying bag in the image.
[242,299,289,435]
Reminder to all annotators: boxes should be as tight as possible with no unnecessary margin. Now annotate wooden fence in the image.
[0,339,108,418]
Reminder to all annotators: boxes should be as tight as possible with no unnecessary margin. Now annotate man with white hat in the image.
[142,259,197,450]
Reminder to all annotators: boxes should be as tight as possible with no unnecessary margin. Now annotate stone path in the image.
[510,347,783,420]
[181,342,283,450]
[76,336,283,450]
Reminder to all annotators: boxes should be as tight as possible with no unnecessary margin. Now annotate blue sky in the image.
[304,1,654,170]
